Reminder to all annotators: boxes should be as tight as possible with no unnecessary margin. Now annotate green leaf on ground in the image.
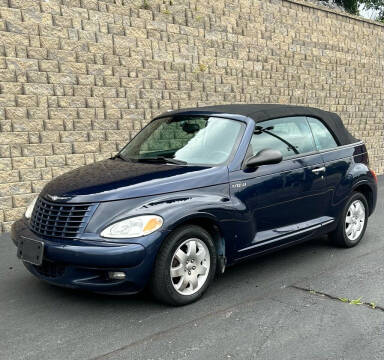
[339,297,349,303]
[349,297,363,305]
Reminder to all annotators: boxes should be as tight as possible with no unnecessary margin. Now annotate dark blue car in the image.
[11,104,378,305]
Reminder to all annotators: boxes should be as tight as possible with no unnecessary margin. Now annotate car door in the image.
[306,116,351,224]
[230,116,329,256]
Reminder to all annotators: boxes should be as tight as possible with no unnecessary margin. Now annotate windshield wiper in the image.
[159,157,187,165]
[138,157,187,165]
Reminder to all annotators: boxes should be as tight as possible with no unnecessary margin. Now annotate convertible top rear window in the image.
[307,117,338,151]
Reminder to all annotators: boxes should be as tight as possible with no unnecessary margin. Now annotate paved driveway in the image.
[1,182,383,360]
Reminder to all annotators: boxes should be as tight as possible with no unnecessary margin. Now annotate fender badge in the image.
[231,182,247,189]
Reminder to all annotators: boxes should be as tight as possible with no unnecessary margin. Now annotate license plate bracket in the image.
[17,237,44,266]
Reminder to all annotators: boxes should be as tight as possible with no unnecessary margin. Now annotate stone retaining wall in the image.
[0,0,383,231]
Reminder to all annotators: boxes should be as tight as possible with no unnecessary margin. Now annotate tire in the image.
[329,192,369,248]
[150,225,217,306]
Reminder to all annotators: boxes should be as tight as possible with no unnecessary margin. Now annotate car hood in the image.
[40,158,229,203]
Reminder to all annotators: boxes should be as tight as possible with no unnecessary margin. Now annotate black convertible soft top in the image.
[159,104,358,146]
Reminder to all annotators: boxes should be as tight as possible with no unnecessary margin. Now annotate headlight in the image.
[100,215,163,238]
[25,196,38,219]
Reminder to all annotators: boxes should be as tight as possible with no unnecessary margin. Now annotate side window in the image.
[307,117,338,151]
[249,117,317,159]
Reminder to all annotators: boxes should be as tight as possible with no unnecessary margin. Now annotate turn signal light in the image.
[143,217,163,234]
[370,169,378,184]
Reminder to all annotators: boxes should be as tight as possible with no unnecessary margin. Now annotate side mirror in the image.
[246,149,283,168]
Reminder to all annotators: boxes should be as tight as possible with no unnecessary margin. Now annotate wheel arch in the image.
[167,214,227,274]
[352,181,374,216]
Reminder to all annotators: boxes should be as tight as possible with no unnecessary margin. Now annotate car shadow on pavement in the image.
[34,279,162,308]
[30,235,334,309]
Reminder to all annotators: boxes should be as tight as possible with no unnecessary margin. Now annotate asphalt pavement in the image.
[1,180,383,360]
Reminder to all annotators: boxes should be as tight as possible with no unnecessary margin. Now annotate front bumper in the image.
[11,219,166,294]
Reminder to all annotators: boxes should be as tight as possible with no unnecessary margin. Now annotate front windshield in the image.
[119,116,245,166]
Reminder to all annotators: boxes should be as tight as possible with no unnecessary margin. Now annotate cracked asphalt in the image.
[1,180,383,360]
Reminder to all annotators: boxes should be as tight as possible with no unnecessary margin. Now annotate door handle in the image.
[312,167,326,174]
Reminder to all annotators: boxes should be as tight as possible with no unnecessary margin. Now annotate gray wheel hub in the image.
[170,238,210,296]
[345,199,366,241]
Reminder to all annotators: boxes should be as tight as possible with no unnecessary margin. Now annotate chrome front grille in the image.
[29,197,95,239]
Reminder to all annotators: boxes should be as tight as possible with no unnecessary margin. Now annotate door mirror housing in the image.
[246,149,283,168]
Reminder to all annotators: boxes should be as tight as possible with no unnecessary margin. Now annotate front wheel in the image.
[150,225,217,306]
[329,192,369,248]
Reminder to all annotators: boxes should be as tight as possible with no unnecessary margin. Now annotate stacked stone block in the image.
[0,0,383,232]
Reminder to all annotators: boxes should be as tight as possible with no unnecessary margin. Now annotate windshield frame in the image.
[117,114,247,167]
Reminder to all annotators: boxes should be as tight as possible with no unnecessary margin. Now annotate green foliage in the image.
[335,0,359,14]
[321,0,384,19]
[361,0,384,20]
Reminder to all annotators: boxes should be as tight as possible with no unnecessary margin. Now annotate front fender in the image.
[84,184,243,263]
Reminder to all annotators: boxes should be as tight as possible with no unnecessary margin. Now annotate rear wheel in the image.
[150,225,217,306]
[329,192,368,248]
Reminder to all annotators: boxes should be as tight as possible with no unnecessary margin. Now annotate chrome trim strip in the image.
[238,219,335,253]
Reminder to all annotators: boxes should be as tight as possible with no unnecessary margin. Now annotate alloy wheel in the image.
[170,238,210,296]
[345,199,366,242]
